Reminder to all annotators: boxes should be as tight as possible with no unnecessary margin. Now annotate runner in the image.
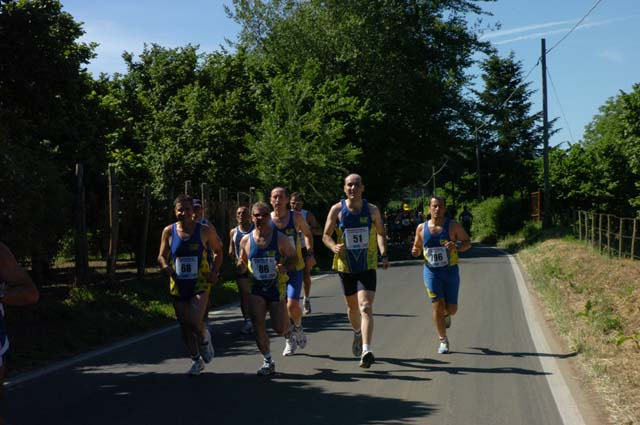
[228,206,254,334]
[270,187,315,356]
[237,202,297,376]
[322,174,389,368]
[157,194,223,376]
[0,242,39,405]
[459,205,473,238]
[411,196,470,354]
[289,192,322,315]
[193,198,218,326]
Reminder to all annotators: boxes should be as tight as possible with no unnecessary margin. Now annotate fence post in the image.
[607,215,611,257]
[184,180,192,196]
[618,217,623,259]
[598,213,603,253]
[577,210,582,240]
[632,218,637,260]
[107,166,120,286]
[591,212,595,247]
[137,185,151,279]
[74,163,89,287]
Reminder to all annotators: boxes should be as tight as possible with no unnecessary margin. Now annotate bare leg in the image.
[287,298,303,327]
[358,290,376,346]
[249,295,269,355]
[344,294,361,331]
[432,299,447,339]
[237,277,251,320]
[174,293,209,357]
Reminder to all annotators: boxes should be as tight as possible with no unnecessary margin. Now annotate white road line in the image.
[4,273,330,388]
[504,251,586,425]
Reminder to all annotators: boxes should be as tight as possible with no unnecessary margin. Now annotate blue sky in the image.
[61,0,639,147]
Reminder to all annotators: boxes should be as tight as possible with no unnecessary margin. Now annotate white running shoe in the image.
[294,326,307,349]
[283,335,297,356]
[438,338,450,354]
[188,357,205,376]
[257,359,275,376]
[240,320,254,335]
[359,351,375,368]
[200,330,214,364]
[352,331,363,357]
[445,315,451,329]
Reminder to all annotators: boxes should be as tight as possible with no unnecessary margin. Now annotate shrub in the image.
[472,196,528,244]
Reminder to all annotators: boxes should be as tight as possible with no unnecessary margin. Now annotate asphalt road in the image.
[5,246,584,425]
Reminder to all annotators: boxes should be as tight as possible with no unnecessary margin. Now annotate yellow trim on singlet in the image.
[332,226,378,273]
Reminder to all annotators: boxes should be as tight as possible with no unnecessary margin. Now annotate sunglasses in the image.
[253,212,270,218]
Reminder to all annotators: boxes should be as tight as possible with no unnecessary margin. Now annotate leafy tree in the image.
[229,0,491,203]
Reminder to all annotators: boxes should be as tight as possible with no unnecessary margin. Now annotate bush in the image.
[472,196,528,244]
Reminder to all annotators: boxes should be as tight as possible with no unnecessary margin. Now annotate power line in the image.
[546,0,604,54]
[546,67,575,145]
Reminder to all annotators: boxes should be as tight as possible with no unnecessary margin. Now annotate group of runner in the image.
[157,173,470,376]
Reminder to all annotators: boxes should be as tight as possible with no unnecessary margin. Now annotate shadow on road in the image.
[461,347,578,359]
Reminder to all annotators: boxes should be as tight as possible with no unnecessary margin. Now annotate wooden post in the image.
[578,210,582,241]
[184,180,192,196]
[598,213,603,253]
[137,185,151,279]
[607,215,611,257]
[107,166,120,286]
[74,163,89,286]
[201,183,209,220]
[618,217,623,259]
[591,213,595,247]
[631,218,637,260]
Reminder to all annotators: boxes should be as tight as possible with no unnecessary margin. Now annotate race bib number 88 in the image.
[425,247,449,267]
[250,257,277,281]
[175,256,198,279]
[344,227,369,250]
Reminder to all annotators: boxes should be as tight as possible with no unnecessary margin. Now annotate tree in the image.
[229,0,491,203]
[473,52,552,199]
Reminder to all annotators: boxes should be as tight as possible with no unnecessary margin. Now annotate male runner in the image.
[289,192,322,315]
[237,202,297,375]
[411,196,470,354]
[158,194,223,375]
[270,187,314,356]
[322,174,389,368]
[0,242,39,404]
[228,206,254,334]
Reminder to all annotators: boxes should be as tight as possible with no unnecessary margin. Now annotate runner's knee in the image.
[359,302,372,315]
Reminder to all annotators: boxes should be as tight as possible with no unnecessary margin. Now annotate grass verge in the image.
[510,233,639,425]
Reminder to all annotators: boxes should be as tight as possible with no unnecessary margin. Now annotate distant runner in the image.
[411,196,470,354]
[322,174,389,368]
[158,195,223,376]
[237,202,297,376]
[289,192,322,315]
[270,187,314,356]
[228,206,254,334]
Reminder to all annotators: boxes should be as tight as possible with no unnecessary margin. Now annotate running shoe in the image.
[438,338,450,354]
[294,325,307,349]
[257,359,275,376]
[283,335,297,356]
[188,357,205,376]
[352,331,363,357]
[303,298,312,315]
[200,329,214,364]
[359,351,375,369]
[240,320,254,335]
[445,314,451,329]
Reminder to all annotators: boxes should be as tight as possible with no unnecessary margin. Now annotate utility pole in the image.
[475,130,482,200]
[432,165,436,196]
[541,38,551,228]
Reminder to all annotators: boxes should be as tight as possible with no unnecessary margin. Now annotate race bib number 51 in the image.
[344,227,369,250]
[425,247,449,267]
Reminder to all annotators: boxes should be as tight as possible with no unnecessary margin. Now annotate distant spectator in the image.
[459,206,473,237]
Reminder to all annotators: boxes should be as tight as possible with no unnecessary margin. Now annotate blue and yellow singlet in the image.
[247,232,288,297]
[422,218,459,268]
[273,211,305,271]
[333,199,378,273]
[169,222,211,298]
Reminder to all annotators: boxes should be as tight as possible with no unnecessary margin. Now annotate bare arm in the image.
[278,232,298,272]
[237,234,251,275]
[448,221,471,253]
[307,211,322,236]
[0,243,39,306]
[228,228,236,258]
[157,226,174,277]
[370,204,389,269]
[411,223,424,257]
[204,224,224,284]
[295,212,314,252]
[322,203,344,254]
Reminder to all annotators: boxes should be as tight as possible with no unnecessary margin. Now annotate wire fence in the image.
[574,210,639,260]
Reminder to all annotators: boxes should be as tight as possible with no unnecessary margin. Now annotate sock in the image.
[354,329,362,335]
[192,354,201,361]
[362,344,371,353]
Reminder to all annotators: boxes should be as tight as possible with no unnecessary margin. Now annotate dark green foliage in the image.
[471,196,528,244]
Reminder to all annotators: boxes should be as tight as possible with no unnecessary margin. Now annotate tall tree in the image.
[474,52,551,198]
